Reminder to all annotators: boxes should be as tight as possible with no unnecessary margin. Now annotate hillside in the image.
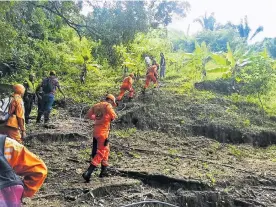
[22,79,276,207]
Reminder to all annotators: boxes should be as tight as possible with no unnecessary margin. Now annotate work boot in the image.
[44,111,50,124]
[82,164,96,182]
[36,113,42,124]
[99,165,109,178]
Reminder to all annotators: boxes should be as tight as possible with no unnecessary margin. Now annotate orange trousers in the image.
[144,74,157,89]
[0,126,22,143]
[117,86,134,101]
[91,135,110,167]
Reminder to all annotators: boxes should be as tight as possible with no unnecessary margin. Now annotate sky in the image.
[81,0,276,43]
[168,0,276,43]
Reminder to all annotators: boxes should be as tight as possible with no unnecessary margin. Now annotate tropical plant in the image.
[237,16,264,41]
[194,12,216,31]
[182,42,211,80]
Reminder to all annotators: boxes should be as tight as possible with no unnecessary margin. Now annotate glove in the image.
[104,139,109,146]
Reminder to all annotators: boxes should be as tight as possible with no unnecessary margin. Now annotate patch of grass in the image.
[206,173,216,186]
[129,151,141,158]
[228,145,248,160]
[113,128,137,138]
[168,148,178,155]
[243,119,251,127]
[78,147,90,160]
[210,142,221,154]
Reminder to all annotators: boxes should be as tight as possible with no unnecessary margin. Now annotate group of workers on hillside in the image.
[82,52,166,182]
[0,52,166,205]
[0,70,64,206]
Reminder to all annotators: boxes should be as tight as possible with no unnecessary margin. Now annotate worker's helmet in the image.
[50,70,56,76]
[13,84,25,95]
[106,94,116,107]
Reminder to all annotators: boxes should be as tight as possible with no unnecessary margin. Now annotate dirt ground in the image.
[23,97,276,207]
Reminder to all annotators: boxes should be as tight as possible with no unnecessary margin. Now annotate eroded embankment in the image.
[116,91,276,147]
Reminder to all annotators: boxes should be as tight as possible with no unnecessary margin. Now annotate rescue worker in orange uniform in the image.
[117,73,135,102]
[82,94,117,182]
[0,84,26,143]
[143,64,158,93]
[0,135,47,205]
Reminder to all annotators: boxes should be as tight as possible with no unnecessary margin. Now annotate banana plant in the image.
[182,41,211,80]
[208,43,252,80]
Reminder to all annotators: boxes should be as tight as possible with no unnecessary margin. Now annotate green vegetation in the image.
[0,1,275,115]
[113,128,137,139]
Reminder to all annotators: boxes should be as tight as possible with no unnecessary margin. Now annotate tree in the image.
[239,51,276,118]
[194,12,216,31]
[150,1,190,26]
[265,38,276,59]
[237,16,263,41]
[85,0,190,66]
[195,29,244,52]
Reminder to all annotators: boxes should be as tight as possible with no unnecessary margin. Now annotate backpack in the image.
[0,97,11,123]
[42,78,54,94]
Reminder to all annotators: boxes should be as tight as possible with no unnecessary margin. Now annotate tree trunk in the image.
[257,92,265,121]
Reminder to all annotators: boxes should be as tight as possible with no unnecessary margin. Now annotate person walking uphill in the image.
[143,64,158,93]
[82,94,117,182]
[117,73,135,102]
[0,135,47,206]
[0,84,26,143]
[36,71,65,124]
[23,74,36,124]
[160,52,166,78]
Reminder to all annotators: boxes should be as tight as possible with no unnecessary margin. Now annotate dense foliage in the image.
[0,0,275,114]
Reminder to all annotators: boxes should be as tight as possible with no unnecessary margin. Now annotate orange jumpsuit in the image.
[0,94,25,143]
[87,102,117,167]
[117,76,134,101]
[4,137,47,197]
[144,65,158,89]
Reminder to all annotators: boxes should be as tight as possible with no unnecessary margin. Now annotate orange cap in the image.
[13,84,25,95]
[106,94,116,106]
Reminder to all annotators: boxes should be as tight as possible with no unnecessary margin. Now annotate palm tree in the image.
[250,26,264,40]
[194,12,216,31]
[237,16,264,40]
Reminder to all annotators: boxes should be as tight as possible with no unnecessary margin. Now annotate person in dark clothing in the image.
[23,74,36,124]
[36,71,65,124]
[160,53,166,78]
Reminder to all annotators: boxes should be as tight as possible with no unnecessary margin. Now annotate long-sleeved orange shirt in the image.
[4,137,47,197]
[121,76,134,90]
[6,94,25,131]
[147,65,158,77]
[87,101,117,138]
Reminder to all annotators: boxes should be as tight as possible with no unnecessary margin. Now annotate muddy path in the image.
[23,110,276,207]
